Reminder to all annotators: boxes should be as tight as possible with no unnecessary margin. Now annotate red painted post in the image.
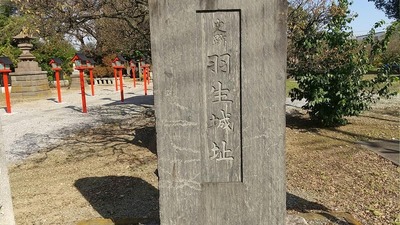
[119,68,124,102]
[139,59,142,78]
[144,67,148,96]
[55,69,62,103]
[89,68,94,96]
[2,72,11,113]
[79,69,87,113]
[113,68,118,91]
[147,67,151,85]
[131,66,136,88]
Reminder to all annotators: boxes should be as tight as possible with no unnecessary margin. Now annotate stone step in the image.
[77,218,159,225]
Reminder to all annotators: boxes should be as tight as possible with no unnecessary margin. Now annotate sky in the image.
[349,1,395,36]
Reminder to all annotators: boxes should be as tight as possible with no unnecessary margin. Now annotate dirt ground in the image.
[9,113,159,225]
[6,94,400,225]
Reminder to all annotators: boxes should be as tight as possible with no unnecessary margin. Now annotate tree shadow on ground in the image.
[13,108,157,166]
[286,110,398,143]
[74,176,159,223]
[131,125,157,155]
[369,106,399,117]
[286,193,353,224]
[285,110,322,131]
[65,105,84,113]
[286,192,329,212]
[359,114,398,123]
[83,95,154,119]
[105,95,154,108]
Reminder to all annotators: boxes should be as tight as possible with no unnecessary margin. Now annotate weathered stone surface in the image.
[296,212,363,225]
[77,218,159,225]
[200,11,242,183]
[50,80,70,87]
[8,31,51,100]
[13,61,42,73]
[149,0,287,224]
[70,71,88,89]
[14,76,27,81]
[286,215,309,225]
[0,117,16,225]
[10,71,51,100]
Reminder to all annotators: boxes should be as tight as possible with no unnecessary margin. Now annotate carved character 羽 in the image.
[207,54,231,74]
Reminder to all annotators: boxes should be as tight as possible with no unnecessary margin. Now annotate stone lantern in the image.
[49,57,63,79]
[111,61,118,91]
[49,58,62,70]
[113,54,127,67]
[49,57,63,103]
[0,57,12,71]
[86,58,95,68]
[112,54,126,102]
[129,59,136,69]
[70,52,89,89]
[71,52,89,69]
[0,56,13,113]
[9,30,50,99]
[71,53,90,113]
[129,59,137,87]
[86,58,95,96]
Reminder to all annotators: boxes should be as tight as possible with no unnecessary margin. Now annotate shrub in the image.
[290,0,398,126]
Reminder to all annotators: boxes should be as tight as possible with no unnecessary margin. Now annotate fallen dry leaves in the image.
[286,99,399,225]
[8,98,399,225]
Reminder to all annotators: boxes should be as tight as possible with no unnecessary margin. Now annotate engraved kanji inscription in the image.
[207,55,218,73]
[207,54,231,74]
[210,141,233,161]
[199,10,241,183]
[210,105,233,132]
[213,18,226,45]
[211,81,232,103]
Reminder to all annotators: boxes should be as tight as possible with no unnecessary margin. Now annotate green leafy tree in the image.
[381,25,400,66]
[290,0,398,126]
[368,0,399,20]
[0,0,22,63]
[13,0,150,61]
[32,36,76,80]
[287,0,333,75]
[0,0,76,80]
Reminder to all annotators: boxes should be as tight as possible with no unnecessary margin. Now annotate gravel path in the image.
[1,79,307,164]
[1,80,154,163]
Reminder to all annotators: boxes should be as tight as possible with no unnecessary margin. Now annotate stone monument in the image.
[70,64,82,89]
[0,118,16,225]
[10,30,51,99]
[149,0,287,224]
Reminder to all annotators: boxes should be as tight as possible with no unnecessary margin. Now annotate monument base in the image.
[70,71,89,89]
[10,71,51,100]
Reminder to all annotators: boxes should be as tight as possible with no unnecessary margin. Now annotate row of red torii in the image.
[0,53,151,114]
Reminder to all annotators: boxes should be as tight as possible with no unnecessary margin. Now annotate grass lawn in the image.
[286,74,400,97]
[286,78,298,97]
[363,74,400,93]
